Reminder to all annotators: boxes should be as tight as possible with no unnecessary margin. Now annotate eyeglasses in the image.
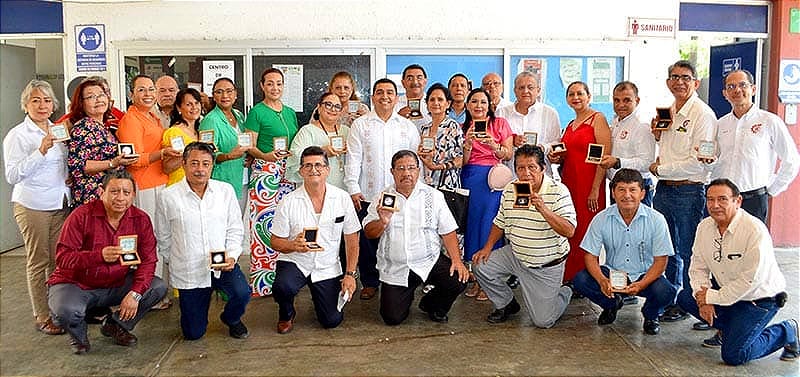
[713,237,723,263]
[213,88,236,96]
[668,74,695,83]
[301,163,328,171]
[320,101,343,111]
[725,82,751,91]
[483,81,502,87]
[83,93,108,101]
[392,165,419,172]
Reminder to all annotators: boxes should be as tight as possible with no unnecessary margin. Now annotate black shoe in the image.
[418,299,430,313]
[428,311,448,323]
[692,321,713,331]
[622,296,639,306]
[221,314,249,339]
[643,319,660,335]
[487,298,521,324]
[506,275,520,289]
[658,306,689,322]
[781,319,799,361]
[69,336,90,355]
[702,332,723,348]
[598,295,623,325]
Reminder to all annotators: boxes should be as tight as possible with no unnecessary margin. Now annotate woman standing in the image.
[328,71,369,126]
[418,83,464,189]
[286,92,350,189]
[244,68,299,296]
[461,88,514,300]
[162,88,202,186]
[548,81,611,284]
[66,78,138,207]
[3,80,71,334]
[199,78,250,204]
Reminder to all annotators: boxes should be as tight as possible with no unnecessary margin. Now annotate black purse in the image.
[436,170,469,234]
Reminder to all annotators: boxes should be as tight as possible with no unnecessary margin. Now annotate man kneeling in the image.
[573,169,677,335]
[48,171,167,354]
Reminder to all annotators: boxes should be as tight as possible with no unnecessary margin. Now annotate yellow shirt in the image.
[161,126,196,186]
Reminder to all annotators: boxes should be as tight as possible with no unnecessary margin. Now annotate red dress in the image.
[560,112,606,282]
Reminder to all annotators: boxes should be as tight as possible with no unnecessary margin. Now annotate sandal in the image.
[475,289,489,301]
[151,297,172,310]
[465,282,480,297]
[36,318,65,335]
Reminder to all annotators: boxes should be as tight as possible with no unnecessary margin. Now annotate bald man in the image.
[482,73,512,112]
[154,76,179,129]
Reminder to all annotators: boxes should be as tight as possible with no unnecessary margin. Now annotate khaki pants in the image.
[13,203,68,322]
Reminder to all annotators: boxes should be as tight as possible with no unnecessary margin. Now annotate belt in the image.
[741,187,768,200]
[753,292,787,308]
[529,254,568,269]
[659,179,703,186]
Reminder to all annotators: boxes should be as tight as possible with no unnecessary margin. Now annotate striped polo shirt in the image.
[493,176,576,268]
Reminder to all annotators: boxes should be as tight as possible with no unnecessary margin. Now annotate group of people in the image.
[3,58,799,366]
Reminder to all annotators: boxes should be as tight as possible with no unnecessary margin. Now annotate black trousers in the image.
[379,254,466,326]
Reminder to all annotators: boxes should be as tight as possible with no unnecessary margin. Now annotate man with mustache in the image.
[363,150,468,325]
[395,64,430,130]
[155,142,251,340]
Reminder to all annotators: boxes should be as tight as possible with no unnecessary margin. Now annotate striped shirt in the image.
[493,176,576,268]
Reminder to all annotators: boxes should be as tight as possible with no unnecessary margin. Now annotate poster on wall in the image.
[202,60,235,94]
[559,58,582,89]
[272,64,303,110]
[516,59,547,102]
[75,24,107,72]
[587,58,615,103]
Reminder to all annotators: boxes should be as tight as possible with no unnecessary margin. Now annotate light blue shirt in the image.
[446,107,466,124]
[580,204,673,280]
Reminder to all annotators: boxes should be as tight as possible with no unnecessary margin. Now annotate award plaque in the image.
[170,136,185,152]
[697,140,716,160]
[303,227,322,250]
[199,130,215,145]
[329,135,345,152]
[380,192,399,211]
[585,143,604,164]
[513,182,532,209]
[524,132,538,146]
[609,270,628,291]
[118,235,141,266]
[348,101,360,114]
[237,133,252,147]
[421,137,435,152]
[209,250,228,268]
[408,99,422,119]
[117,143,140,158]
[654,107,672,130]
[273,136,288,156]
[473,120,488,139]
[551,142,567,154]
[50,124,70,142]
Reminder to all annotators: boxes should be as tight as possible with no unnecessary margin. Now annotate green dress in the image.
[199,106,246,198]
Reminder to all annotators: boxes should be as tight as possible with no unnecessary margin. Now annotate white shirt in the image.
[495,97,513,110]
[3,116,70,210]
[656,94,717,182]
[156,179,244,289]
[364,182,458,286]
[607,107,656,180]
[712,106,799,195]
[394,95,431,131]
[496,101,562,152]
[690,208,786,306]
[344,111,420,200]
[271,183,361,282]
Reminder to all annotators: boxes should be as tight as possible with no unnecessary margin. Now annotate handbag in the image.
[487,163,513,191]
[437,170,469,234]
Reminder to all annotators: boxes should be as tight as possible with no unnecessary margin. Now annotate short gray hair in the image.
[514,71,541,87]
[20,80,59,112]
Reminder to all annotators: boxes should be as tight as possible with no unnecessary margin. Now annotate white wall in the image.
[62,0,681,110]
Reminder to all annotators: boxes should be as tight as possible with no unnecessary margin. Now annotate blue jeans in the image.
[573,267,676,320]
[272,261,344,329]
[677,289,796,365]
[177,265,251,340]
[357,201,380,289]
[653,182,704,294]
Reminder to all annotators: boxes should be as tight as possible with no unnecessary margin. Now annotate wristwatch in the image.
[130,291,142,302]
[345,270,359,279]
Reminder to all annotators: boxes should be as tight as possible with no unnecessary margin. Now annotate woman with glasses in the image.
[328,71,369,126]
[548,81,612,285]
[244,68,299,297]
[461,88,514,301]
[162,88,203,186]
[3,80,71,335]
[286,92,350,190]
[199,78,252,204]
[66,78,138,207]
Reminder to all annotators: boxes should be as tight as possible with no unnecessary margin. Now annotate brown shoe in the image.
[36,318,65,335]
[465,282,481,298]
[360,286,377,300]
[277,313,295,334]
[475,289,489,301]
[100,317,138,346]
